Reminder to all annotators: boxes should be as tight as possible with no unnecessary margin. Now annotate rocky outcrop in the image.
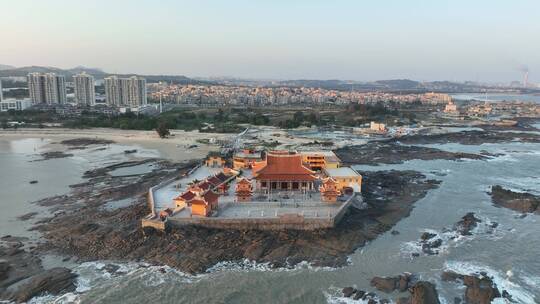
[60,138,115,147]
[441,271,515,304]
[335,142,487,166]
[453,212,482,236]
[409,282,441,304]
[392,130,540,146]
[0,240,77,303]
[2,267,77,303]
[370,273,415,293]
[343,280,441,304]
[490,185,540,214]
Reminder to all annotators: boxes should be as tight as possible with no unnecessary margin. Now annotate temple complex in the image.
[143,148,363,230]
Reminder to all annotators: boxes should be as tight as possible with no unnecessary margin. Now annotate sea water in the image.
[1,137,539,303]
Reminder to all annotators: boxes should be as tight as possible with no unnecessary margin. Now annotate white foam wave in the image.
[206,259,338,274]
[444,261,537,304]
[401,216,503,257]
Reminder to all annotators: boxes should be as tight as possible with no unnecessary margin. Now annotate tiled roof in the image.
[203,190,219,203]
[255,153,316,181]
[176,190,196,201]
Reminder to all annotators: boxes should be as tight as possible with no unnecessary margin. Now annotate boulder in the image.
[454,212,482,236]
[409,281,440,304]
[462,275,501,304]
[342,287,356,298]
[420,232,436,241]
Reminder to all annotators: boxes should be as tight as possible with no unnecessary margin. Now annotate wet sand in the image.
[0,128,232,162]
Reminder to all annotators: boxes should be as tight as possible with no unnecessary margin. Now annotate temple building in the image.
[254,151,317,192]
[233,149,263,170]
[319,178,340,202]
[190,195,211,217]
[205,155,226,167]
[235,177,254,202]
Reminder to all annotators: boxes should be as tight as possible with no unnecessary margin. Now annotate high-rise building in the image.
[27,73,66,104]
[73,73,95,106]
[104,76,147,107]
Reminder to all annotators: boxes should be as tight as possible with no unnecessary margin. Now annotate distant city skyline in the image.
[1,0,539,82]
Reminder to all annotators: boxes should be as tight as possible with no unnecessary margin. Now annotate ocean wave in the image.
[206,259,339,274]
[444,261,537,304]
[324,288,383,304]
[401,215,502,257]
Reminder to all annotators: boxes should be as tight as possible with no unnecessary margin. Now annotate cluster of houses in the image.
[162,149,362,219]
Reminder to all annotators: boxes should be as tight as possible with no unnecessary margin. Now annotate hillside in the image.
[0,65,209,85]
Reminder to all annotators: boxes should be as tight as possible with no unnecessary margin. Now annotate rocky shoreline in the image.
[490,185,540,214]
[392,130,540,146]
[22,157,441,275]
[0,237,77,303]
[335,141,487,165]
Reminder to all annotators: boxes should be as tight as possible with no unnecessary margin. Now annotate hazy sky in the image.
[1,0,539,82]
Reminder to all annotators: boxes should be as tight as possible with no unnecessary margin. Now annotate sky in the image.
[1,0,539,82]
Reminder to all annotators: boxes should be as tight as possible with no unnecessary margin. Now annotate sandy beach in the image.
[0,128,235,162]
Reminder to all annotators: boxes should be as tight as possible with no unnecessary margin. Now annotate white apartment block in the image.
[0,99,33,112]
[73,73,96,106]
[27,73,67,104]
[105,76,147,108]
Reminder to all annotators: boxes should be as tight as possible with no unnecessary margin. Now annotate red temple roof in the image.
[203,190,219,203]
[255,152,316,181]
[176,190,196,201]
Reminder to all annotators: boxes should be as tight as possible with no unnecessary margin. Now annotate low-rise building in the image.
[323,167,362,193]
[205,155,226,168]
[300,151,341,171]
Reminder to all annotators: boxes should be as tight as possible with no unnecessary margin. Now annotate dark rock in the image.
[420,232,436,241]
[428,239,442,248]
[454,212,482,236]
[454,297,462,304]
[342,287,356,298]
[103,264,120,274]
[391,230,400,235]
[0,261,11,281]
[409,281,441,304]
[353,290,366,300]
[2,267,77,303]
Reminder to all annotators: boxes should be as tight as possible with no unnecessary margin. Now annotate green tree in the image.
[155,122,170,138]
